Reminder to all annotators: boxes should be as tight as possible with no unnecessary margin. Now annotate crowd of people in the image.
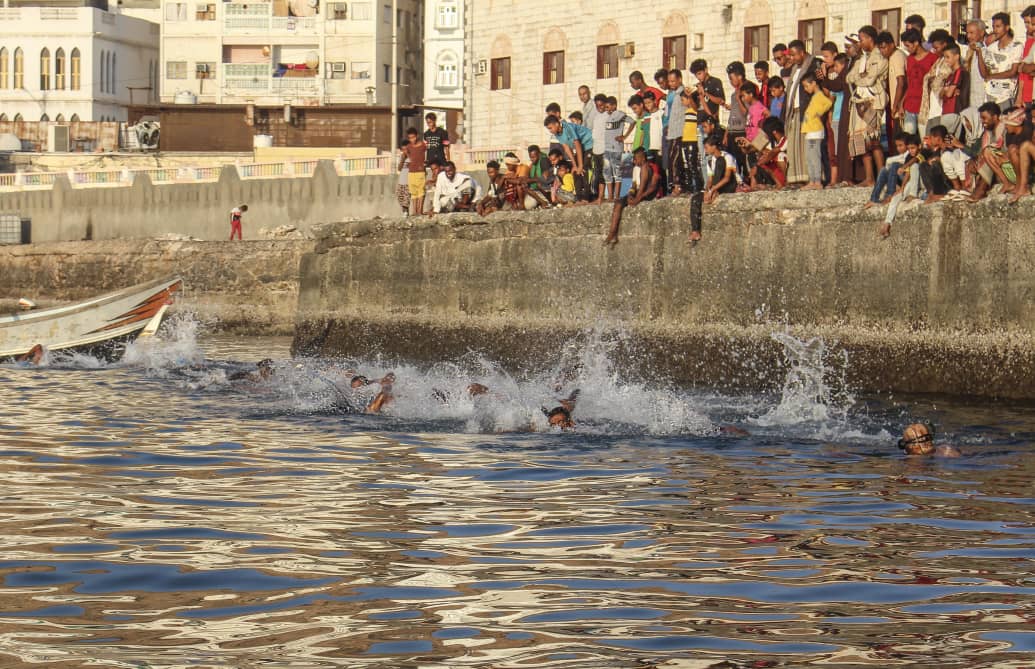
[396,9,1035,242]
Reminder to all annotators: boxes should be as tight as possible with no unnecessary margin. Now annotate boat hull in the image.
[0,277,182,360]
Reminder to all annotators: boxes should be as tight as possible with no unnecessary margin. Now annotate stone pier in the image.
[292,189,1035,399]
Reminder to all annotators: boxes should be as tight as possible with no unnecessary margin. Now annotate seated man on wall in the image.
[429,161,480,215]
[604,147,660,245]
[476,160,505,216]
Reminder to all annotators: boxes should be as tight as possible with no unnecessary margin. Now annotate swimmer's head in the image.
[257,358,274,379]
[350,375,370,389]
[898,423,935,455]
[543,406,575,430]
[467,383,489,397]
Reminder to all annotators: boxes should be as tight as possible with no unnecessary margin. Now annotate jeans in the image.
[901,112,919,135]
[805,138,824,184]
[870,165,901,202]
[603,151,622,184]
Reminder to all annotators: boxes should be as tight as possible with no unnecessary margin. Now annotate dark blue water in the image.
[0,332,1033,667]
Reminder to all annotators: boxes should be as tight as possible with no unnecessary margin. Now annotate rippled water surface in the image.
[1,328,1034,668]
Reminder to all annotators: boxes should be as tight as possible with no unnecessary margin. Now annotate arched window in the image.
[40,113,49,122]
[70,113,79,122]
[55,113,65,122]
[435,50,458,89]
[55,48,65,89]
[100,50,107,93]
[40,48,50,90]
[13,113,22,121]
[0,48,8,90]
[0,113,7,122]
[110,53,116,95]
[70,48,81,90]
[13,47,23,89]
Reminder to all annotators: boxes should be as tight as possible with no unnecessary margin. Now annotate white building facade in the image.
[0,3,159,122]
[468,0,1025,148]
[423,0,463,111]
[159,0,423,108]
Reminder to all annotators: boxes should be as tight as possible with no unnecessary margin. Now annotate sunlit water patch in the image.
[0,321,1033,667]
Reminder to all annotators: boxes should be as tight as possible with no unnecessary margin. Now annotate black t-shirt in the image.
[698,76,725,118]
[424,127,450,164]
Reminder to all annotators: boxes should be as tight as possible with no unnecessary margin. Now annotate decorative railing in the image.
[0,149,516,192]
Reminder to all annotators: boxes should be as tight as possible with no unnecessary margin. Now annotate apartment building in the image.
[159,0,422,108]
[466,0,1016,148]
[422,0,463,139]
[0,0,159,122]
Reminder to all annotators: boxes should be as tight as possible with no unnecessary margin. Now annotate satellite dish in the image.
[305,51,320,69]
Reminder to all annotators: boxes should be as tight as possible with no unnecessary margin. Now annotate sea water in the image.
[0,316,1033,667]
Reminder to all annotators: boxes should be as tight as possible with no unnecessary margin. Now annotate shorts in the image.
[603,151,623,184]
[557,189,577,204]
[407,171,426,198]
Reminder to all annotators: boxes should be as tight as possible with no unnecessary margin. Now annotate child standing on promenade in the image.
[801,72,832,190]
[229,204,248,240]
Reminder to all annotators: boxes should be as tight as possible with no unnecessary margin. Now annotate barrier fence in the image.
[0,149,516,192]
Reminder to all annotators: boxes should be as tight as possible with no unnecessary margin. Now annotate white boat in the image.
[0,277,182,361]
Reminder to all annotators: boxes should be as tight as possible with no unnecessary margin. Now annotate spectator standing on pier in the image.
[424,112,451,165]
[972,12,1024,110]
[846,25,889,187]
[400,128,427,216]
[1014,5,1035,106]
[229,204,247,241]
[901,29,938,134]
[963,20,992,109]
[783,40,821,185]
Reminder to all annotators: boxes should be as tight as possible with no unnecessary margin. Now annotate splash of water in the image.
[120,312,207,374]
[752,332,853,431]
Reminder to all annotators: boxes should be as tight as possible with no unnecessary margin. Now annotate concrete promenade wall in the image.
[0,240,313,335]
[293,189,1035,398]
[0,161,399,243]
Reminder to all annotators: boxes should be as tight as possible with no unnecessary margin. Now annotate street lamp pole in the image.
[389,0,398,154]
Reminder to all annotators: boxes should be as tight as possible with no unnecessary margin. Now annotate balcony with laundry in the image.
[222,0,321,35]
[221,45,323,99]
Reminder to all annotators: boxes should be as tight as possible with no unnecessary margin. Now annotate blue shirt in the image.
[663,89,677,128]
[558,121,593,152]
[769,94,785,119]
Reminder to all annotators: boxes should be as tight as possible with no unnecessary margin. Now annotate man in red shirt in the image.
[1017,6,1035,106]
[898,29,938,135]
[628,70,665,105]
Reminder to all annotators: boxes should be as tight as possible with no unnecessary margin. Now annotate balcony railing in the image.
[224,2,318,33]
[223,63,323,97]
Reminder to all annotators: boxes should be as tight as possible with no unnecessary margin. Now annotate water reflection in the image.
[0,333,1033,667]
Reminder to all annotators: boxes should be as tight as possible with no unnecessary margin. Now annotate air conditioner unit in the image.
[476,59,487,75]
[331,61,346,72]
[621,42,635,59]
[196,63,209,73]
[331,2,347,19]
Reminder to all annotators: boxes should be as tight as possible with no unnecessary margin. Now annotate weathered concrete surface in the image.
[1,240,313,335]
[293,189,1035,398]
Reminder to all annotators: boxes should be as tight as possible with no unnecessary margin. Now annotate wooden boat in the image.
[0,277,182,361]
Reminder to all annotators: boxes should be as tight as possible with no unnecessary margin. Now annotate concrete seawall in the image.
[0,161,399,243]
[293,189,1035,398]
[1,240,313,335]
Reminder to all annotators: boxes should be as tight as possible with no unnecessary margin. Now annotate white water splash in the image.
[752,331,854,431]
[120,312,207,374]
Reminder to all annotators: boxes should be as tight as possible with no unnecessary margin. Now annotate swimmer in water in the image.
[366,373,397,414]
[542,390,579,430]
[14,344,45,366]
[229,358,274,382]
[897,423,961,458]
